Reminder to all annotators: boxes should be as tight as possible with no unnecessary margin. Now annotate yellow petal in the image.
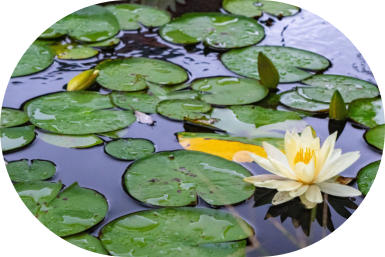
[301,126,315,141]
[268,157,297,180]
[178,137,267,162]
[304,185,323,203]
[293,162,314,184]
[289,184,309,198]
[67,69,99,91]
[317,132,337,168]
[272,191,296,205]
[263,142,288,162]
[318,182,362,197]
[243,175,285,184]
[300,194,318,209]
[249,153,288,178]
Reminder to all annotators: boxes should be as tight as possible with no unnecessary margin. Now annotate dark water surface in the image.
[2,1,381,256]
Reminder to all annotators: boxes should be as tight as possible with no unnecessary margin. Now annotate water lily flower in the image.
[243,126,361,209]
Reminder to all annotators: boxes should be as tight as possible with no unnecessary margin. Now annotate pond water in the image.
[2,1,381,256]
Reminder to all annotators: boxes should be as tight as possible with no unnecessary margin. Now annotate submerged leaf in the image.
[124,150,255,206]
[222,46,330,83]
[6,159,56,182]
[357,160,380,195]
[329,90,347,121]
[100,208,253,257]
[258,52,279,89]
[223,0,300,18]
[67,69,99,91]
[160,12,265,49]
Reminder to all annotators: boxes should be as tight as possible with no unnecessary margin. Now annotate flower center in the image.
[294,147,315,165]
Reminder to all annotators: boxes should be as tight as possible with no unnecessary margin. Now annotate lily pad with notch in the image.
[299,75,379,103]
[280,91,329,113]
[223,0,300,18]
[6,159,56,182]
[156,99,212,121]
[230,105,302,127]
[1,125,36,152]
[64,233,108,255]
[191,77,268,106]
[357,160,380,196]
[40,5,120,43]
[159,12,265,49]
[96,58,188,91]
[348,97,384,128]
[36,182,109,237]
[364,124,385,151]
[100,207,253,257]
[123,150,255,207]
[221,46,330,83]
[0,108,29,128]
[105,138,155,161]
[12,42,55,77]
[106,3,171,30]
[111,91,159,113]
[25,91,136,135]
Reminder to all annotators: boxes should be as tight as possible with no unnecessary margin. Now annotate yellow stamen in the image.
[294,147,315,164]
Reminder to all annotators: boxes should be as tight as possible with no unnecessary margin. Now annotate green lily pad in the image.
[105,138,155,160]
[159,12,265,49]
[157,99,212,121]
[348,98,384,128]
[37,131,103,149]
[98,128,129,139]
[87,37,120,48]
[37,183,108,237]
[6,159,56,182]
[54,45,99,60]
[25,91,136,135]
[100,207,253,257]
[221,46,330,83]
[299,75,379,103]
[0,108,29,128]
[1,125,35,152]
[106,4,171,30]
[46,5,120,42]
[191,77,268,106]
[280,91,329,113]
[223,0,300,18]
[357,160,380,196]
[12,43,55,77]
[96,58,188,91]
[40,25,65,39]
[124,150,254,206]
[65,233,108,255]
[230,105,302,127]
[14,181,63,215]
[111,91,159,113]
[364,124,385,151]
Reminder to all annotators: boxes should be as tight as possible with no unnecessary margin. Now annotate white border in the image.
[0,1,384,256]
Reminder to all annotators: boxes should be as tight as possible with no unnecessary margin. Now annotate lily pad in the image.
[106,4,171,30]
[1,125,36,152]
[0,108,29,128]
[364,124,385,151]
[6,159,56,182]
[357,160,380,196]
[221,46,330,83]
[100,207,253,257]
[98,128,129,139]
[280,91,329,113]
[54,45,99,60]
[159,12,265,49]
[124,150,255,206]
[157,99,212,121]
[348,98,384,128]
[111,91,159,113]
[299,75,379,103]
[177,132,283,161]
[230,105,302,127]
[37,131,103,149]
[37,183,108,237]
[14,181,63,215]
[105,138,155,160]
[87,37,120,48]
[223,0,300,18]
[96,58,188,91]
[46,5,120,42]
[65,233,108,255]
[12,43,55,77]
[191,77,268,105]
[25,91,136,135]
